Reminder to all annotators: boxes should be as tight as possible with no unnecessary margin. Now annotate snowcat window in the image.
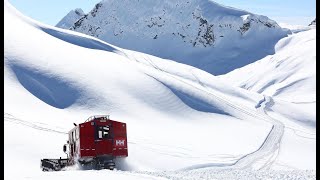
[98,131,103,139]
[73,131,76,141]
[97,125,110,139]
[75,128,79,140]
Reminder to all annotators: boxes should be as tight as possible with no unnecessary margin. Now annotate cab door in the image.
[95,124,113,156]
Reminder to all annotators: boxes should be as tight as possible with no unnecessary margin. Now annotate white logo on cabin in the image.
[115,140,125,146]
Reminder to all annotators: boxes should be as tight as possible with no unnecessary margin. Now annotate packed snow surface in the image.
[4,0,315,179]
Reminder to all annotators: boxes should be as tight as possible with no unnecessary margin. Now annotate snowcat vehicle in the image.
[40,115,128,171]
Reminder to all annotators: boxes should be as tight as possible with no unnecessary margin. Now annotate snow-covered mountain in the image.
[56,8,85,29]
[4,0,315,179]
[56,0,290,75]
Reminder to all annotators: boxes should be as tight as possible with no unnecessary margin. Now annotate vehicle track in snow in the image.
[4,113,68,134]
[4,50,285,174]
[231,95,284,171]
[7,49,284,172]
[124,52,285,171]
[179,76,284,171]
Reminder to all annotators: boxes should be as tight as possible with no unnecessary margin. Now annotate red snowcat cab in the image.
[41,115,128,171]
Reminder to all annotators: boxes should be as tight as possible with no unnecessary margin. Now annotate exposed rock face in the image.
[56,8,85,29]
[308,18,316,26]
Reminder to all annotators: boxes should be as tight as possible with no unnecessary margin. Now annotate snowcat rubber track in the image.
[41,158,68,171]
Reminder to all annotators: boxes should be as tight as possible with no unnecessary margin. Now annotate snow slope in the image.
[219,28,316,123]
[4,0,315,179]
[219,26,316,170]
[57,0,290,75]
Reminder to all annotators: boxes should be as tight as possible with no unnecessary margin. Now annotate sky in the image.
[213,0,316,26]
[9,0,316,26]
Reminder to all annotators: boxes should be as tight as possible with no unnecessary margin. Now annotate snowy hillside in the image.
[56,8,85,29]
[218,25,316,172]
[56,0,290,75]
[219,28,316,119]
[4,0,315,179]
